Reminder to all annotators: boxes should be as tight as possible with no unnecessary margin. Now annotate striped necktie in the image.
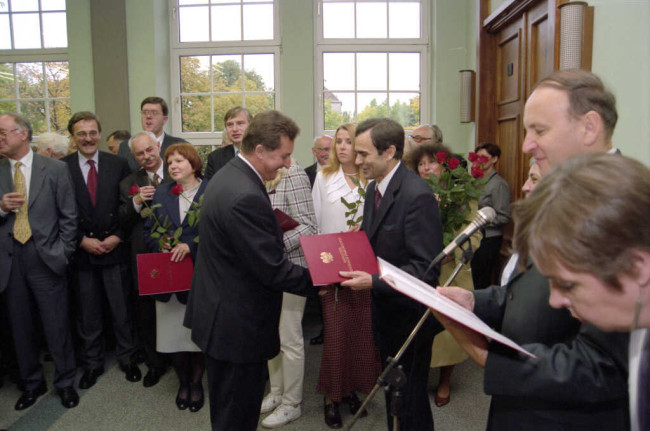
[13,161,32,243]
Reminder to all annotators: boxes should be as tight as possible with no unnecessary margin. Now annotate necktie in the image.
[87,159,97,206]
[152,173,161,187]
[13,162,32,243]
[638,331,650,430]
[374,189,382,211]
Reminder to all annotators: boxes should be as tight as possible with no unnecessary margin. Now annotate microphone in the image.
[427,207,497,270]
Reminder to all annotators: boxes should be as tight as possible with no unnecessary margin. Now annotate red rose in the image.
[128,185,140,195]
[447,157,460,170]
[471,166,484,178]
[435,152,448,164]
[170,184,183,196]
[477,155,489,165]
[468,152,478,162]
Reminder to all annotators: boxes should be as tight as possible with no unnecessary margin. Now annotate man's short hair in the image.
[2,113,33,142]
[312,134,332,147]
[241,110,300,153]
[355,118,405,159]
[475,142,501,158]
[419,124,444,144]
[67,111,102,135]
[108,129,131,143]
[128,131,157,152]
[37,132,68,156]
[140,97,169,116]
[224,106,252,124]
[535,69,618,139]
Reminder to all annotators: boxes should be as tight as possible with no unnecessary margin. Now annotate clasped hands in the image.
[80,235,122,256]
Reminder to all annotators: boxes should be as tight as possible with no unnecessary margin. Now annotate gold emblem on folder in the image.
[150,269,160,279]
[320,252,334,263]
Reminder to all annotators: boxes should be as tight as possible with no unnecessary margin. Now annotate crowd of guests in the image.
[0,67,646,431]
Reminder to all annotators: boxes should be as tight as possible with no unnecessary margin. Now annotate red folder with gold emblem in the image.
[274,208,300,232]
[299,231,378,286]
[136,252,193,295]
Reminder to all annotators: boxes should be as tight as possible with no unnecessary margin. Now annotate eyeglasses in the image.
[74,130,99,139]
[315,147,331,153]
[0,128,20,138]
[409,135,433,144]
[141,110,163,117]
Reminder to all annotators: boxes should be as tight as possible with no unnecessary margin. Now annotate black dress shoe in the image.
[324,398,342,429]
[119,362,142,382]
[310,330,324,345]
[189,382,204,412]
[176,383,190,410]
[143,366,166,388]
[57,386,79,408]
[342,392,367,417]
[79,367,104,390]
[15,382,47,411]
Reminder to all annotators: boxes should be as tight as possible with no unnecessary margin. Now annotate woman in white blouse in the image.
[312,123,381,429]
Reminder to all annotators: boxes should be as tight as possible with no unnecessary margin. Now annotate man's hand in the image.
[133,185,156,206]
[169,243,190,262]
[437,286,475,311]
[1,192,25,213]
[80,237,105,255]
[339,271,372,290]
[100,235,122,254]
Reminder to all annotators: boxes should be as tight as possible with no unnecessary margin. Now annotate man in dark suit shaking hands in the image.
[0,113,79,410]
[184,110,314,431]
[341,118,443,431]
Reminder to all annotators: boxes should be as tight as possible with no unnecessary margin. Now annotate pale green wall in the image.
[67,0,95,114]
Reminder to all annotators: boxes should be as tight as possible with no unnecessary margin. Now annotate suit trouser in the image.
[5,239,76,391]
[267,292,307,406]
[471,235,503,290]
[206,355,268,431]
[76,263,135,369]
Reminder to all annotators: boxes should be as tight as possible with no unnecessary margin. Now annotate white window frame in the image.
[169,0,281,147]
[314,0,430,134]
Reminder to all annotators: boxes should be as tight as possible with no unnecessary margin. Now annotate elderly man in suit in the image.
[62,111,141,390]
[204,106,252,180]
[117,97,185,171]
[341,118,443,431]
[0,113,78,410]
[184,110,315,431]
[304,134,333,187]
[118,131,170,388]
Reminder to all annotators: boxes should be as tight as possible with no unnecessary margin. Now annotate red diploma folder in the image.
[136,252,193,296]
[299,231,379,286]
[274,208,299,232]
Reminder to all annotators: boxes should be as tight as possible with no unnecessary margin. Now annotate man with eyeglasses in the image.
[304,134,333,187]
[62,111,141,391]
[409,124,443,146]
[204,106,252,180]
[118,97,185,171]
[0,113,78,410]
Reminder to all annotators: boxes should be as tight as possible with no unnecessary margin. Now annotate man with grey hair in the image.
[304,134,333,187]
[36,132,69,159]
[410,124,443,146]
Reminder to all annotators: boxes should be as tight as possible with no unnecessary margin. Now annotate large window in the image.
[170,0,279,149]
[0,0,69,134]
[316,0,428,133]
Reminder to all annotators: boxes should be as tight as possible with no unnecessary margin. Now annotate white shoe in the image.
[261,404,301,429]
[260,393,282,414]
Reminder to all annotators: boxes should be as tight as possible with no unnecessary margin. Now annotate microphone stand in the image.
[345,245,475,430]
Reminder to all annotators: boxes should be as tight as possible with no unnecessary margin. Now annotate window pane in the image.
[388,2,420,39]
[13,14,41,49]
[22,100,47,134]
[213,55,242,92]
[214,94,243,130]
[17,63,44,98]
[324,91,354,130]
[358,93,387,120]
[211,5,241,42]
[179,0,208,5]
[196,145,213,173]
[244,93,273,116]
[389,52,419,91]
[41,0,67,11]
[389,92,419,126]
[357,2,387,39]
[180,56,211,93]
[323,52,355,91]
[179,6,209,42]
[322,3,354,39]
[11,0,39,12]
[42,12,67,48]
[243,4,273,41]
[0,15,10,49]
[181,95,211,132]
[243,54,274,91]
[0,63,16,99]
[45,61,69,99]
[0,2,7,12]
[0,100,17,113]
[357,52,387,91]
[48,99,70,132]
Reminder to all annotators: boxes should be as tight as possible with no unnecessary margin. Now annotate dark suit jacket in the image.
[0,154,77,291]
[117,133,186,172]
[362,163,444,352]
[474,263,630,430]
[184,156,312,363]
[304,162,317,187]
[204,145,236,180]
[61,151,131,267]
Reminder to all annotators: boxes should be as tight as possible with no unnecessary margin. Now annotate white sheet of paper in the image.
[378,258,538,360]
